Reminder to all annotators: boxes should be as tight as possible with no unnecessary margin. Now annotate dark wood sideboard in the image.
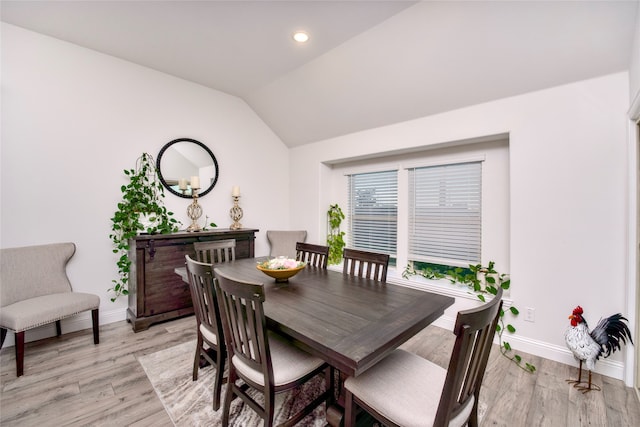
[126,228,258,332]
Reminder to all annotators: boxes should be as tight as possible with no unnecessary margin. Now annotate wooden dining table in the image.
[176,257,454,425]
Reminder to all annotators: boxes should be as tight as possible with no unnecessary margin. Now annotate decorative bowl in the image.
[256,259,306,282]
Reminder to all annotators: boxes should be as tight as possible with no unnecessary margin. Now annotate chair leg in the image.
[222,371,237,427]
[91,309,99,344]
[0,328,7,349]
[212,347,225,411]
[55,320,62,337]
[15,331,25,377]
[193,335,202,381]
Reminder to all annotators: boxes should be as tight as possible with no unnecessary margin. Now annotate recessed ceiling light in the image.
[292,31,309,43]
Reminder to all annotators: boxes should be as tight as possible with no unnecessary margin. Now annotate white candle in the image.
[178,178,188,190]
[190,176,200,189]
[232,186,240,197]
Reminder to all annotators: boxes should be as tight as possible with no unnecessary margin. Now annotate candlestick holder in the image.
[186,189,203,232]
[230,195,243,230]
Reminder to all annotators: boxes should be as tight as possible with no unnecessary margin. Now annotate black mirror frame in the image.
[156,138,219,199]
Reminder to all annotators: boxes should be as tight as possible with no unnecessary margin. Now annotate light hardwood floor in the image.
[1,315,639,426]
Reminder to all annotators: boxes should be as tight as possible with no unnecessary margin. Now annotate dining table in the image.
[176,257,455,426]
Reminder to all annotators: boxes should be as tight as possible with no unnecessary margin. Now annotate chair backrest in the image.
[342,248,390,282]
[214,268,274,387]
[266,230,307,258]
[435,287,503,426]
[296,242,329,269]
[193,239,236,264]
[0,242,75,307]
[185,255,225,344]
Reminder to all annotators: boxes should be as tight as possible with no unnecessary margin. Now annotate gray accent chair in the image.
[0,242,100,377]
[266,230,307,258]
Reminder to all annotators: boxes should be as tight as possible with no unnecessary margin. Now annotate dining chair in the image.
[296,242,329,269]
[342,248,390,282]
[343,287,504,427]
[184,255,226,411]
[266,230,307,258]
[213,268,334,427]
[193,239,236,264]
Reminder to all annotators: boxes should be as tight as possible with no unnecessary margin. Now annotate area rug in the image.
[138,341,326,426]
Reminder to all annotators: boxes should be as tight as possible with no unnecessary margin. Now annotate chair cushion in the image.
[199,323,218,346]
[232,331,324,387]
[0,292,100,332]
[344,349,474,427]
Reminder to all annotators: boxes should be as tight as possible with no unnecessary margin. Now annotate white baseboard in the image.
[503,332,625,380]
[430,316,625,381]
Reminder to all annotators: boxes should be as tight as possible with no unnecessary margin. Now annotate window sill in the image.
[386,268,512,307]
[328,264,512,307]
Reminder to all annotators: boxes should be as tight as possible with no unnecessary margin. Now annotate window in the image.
[347,170,397,257]
[408,161,482,267]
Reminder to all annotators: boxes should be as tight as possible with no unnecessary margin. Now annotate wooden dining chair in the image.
[343,287,503,427]
[213,268,334,427]
[296,242,329,269]
[184,255,226,411]
[342,248,390,282]
[193,239,236,264]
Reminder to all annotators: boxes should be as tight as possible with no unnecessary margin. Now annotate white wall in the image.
[0,24,290,343]
[2,21,636,383]
[290,72,632,380]
[629,3,640,103]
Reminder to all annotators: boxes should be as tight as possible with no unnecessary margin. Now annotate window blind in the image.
[347,170,397,255]
[408,161,481,266]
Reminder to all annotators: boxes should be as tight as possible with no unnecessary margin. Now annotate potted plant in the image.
[327,203,346,265]
[109,153,180,301]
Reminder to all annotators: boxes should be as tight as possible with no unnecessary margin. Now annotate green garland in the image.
[109,153,180,301]
[403,261,536,373]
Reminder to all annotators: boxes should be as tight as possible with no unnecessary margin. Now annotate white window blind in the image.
[408,161,481,266]
[347,170,397,255]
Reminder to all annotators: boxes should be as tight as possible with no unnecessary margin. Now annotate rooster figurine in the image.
[564,305,633,392]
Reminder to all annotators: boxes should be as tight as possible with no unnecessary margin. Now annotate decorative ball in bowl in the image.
[256,257,306,282]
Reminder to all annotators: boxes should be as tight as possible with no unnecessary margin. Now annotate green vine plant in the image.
[403,261,536,373]
[326,203,346,265]
[109,153,180,302]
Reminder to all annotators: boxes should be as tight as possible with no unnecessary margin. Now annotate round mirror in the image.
[157,138,219,199]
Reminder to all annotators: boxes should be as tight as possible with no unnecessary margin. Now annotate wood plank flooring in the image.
[1,316,639,426]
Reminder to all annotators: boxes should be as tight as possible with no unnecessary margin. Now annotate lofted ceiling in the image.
[1,0,638,147]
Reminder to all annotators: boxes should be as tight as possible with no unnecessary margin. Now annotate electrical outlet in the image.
[525,307,535,322]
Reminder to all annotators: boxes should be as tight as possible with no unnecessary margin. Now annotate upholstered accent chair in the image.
[296,242,329,269]
[342,248,390,282]
[185,255,227,410]
[214,268,333,426]
[0,242,100,377]
[266,230,307,258]
[343,287,504,427]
